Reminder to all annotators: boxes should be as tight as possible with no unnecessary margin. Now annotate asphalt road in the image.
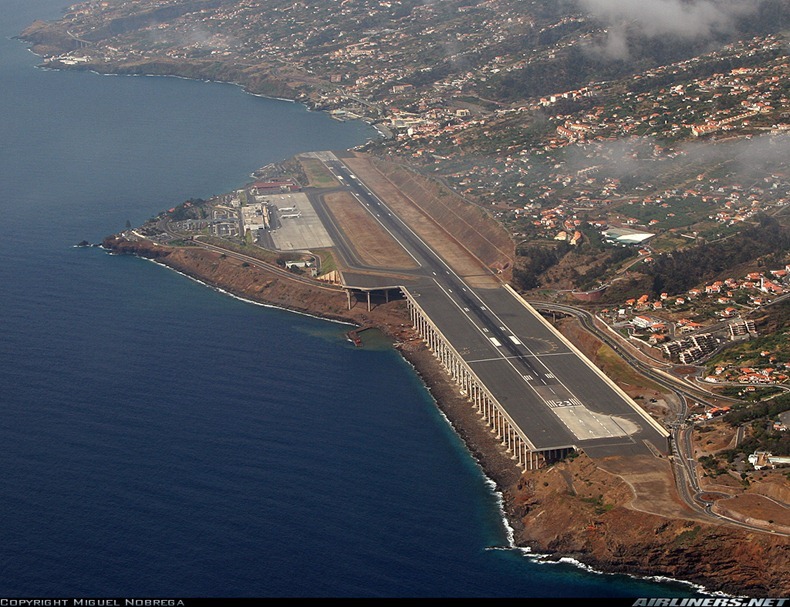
[527,301,790,535]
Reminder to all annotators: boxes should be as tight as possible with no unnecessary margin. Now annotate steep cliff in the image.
[102,235,790,597]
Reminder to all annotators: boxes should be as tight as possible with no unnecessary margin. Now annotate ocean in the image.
[0,0,700,598]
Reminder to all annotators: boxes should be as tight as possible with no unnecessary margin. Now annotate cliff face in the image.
[18,19,303,102]
[400,326,790,597]
[102,236,790,597]
[102,236,419,338]
[18,20,79,58]
[506,455,790,597]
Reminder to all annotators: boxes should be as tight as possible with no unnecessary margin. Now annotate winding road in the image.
[529,300,789,535]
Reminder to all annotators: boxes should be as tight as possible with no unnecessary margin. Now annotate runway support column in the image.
[346,289,352,310]
[367,291,371,312]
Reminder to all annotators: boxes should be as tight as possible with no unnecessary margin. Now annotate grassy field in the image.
[313,248,337,274]
[299,157,339,188]
[200,235,282,264]
[595,341,665,394]
[614,196,712,229]
[649,232,697,253]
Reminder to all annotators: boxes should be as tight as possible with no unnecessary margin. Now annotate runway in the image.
[309,152,670,457]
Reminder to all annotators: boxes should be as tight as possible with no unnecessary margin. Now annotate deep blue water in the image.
[0,0,701,598]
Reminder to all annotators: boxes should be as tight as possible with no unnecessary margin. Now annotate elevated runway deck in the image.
[301,151,670,465]
[405,282,669,458]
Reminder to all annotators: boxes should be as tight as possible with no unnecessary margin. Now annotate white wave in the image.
[523,553,715,595]
[134,254,355,326]
[396,349,722,596]
[396,353,517,547]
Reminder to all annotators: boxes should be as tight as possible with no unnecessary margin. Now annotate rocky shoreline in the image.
[19,4,789,597]
[18,23,338,115]
[102,235,790,598]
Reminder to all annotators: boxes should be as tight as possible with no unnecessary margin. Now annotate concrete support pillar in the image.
[406,290,544,472]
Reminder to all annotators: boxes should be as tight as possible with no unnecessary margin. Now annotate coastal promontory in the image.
[24,0,790,596]
[100,148,790,597]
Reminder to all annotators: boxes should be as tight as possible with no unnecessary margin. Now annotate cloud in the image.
[561,133,790,186]
[576,0,757,59]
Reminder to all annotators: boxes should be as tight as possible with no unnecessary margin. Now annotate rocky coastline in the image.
[20,3,789,597]
[18,23,334,114]
[102,234,790,598]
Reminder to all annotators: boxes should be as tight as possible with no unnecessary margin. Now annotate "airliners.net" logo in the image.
[633,599,788,606]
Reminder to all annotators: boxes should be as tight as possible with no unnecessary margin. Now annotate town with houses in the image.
[31,3,790,232]
[34,0,789,396]
[21,0,790,535]
[601,263,790,379]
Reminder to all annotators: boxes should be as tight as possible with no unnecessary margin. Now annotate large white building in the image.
[603,227,655,245]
